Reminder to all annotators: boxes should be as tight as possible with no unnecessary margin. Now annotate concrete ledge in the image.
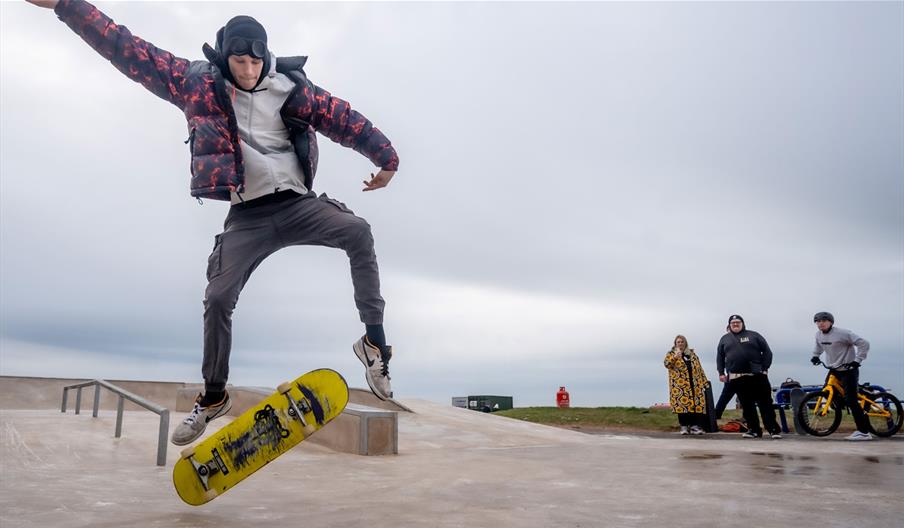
[317,403,398,455]
[349,387,413,413]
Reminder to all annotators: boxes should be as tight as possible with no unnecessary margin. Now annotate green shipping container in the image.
[467,395,513,413]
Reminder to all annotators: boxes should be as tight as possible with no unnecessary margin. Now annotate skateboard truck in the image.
[180,447,222,493]
[278,382,316,436]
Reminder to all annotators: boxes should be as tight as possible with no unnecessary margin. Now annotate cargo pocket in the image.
[319,193,354,215]
[206,234,224,280]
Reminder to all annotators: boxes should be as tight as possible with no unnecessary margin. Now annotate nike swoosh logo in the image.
[365,355,375,367]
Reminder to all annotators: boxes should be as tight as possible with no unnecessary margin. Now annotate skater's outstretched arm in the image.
[283,80,400,190]
[27,0,190,109]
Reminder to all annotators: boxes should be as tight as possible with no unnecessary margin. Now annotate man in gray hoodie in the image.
[811,312,873,441]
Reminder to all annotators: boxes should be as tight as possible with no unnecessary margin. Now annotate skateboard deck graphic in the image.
[173,368,349,505]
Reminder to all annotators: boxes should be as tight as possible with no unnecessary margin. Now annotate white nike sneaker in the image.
[353,336,393,401]
[170,392,232,446]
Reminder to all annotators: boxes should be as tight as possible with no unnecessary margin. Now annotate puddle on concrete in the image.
[747,452,823,476]
[863,455,904,465]
[749,451,815,462]
[790,466,820,476]
[679,452,724,460]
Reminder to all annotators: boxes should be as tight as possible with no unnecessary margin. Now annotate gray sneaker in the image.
[690,425,705,435]
[353,336,393,400]
[844,431,875,441]
[170,392,232,446]
[679,426,690,435]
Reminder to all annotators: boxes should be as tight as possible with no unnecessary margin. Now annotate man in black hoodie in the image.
[717,315,782,438]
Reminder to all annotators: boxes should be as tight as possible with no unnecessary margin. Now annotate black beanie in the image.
[218,15,270,89]
[728,314,745,332]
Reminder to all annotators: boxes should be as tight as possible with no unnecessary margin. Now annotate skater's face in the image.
[815,319,832,332]
[729,320,743,333]
[674,337,687,351]
[228,54,264,90]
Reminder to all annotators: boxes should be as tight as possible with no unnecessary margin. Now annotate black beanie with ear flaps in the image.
[209,15,271,90]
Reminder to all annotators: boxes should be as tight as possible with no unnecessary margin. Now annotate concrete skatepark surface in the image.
[1,381,902,527]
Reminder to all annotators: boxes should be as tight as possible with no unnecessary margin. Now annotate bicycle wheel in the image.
[797,390,842,436]
[863,391,903,437]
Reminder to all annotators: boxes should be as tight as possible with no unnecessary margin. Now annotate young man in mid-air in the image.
[27,0,400,445]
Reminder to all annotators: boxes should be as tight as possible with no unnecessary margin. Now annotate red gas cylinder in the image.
[556,386,570,408]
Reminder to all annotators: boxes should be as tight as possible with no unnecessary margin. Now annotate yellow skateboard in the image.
[173,368,349,505]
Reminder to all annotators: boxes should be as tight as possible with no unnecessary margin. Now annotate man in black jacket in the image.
[717,315,782,438]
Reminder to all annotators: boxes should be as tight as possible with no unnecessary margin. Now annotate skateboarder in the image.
[26,0,400,445]
[810,312,873,441]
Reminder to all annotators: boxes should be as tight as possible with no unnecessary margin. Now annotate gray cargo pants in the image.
[202,191,385,392]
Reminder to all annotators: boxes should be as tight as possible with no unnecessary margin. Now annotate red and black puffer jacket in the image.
[54,0,400,201]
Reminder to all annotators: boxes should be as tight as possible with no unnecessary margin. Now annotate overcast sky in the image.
[1,0,902,407]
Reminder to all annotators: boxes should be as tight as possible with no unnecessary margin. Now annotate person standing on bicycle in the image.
[717,314,782,439]
[811,312,873,441]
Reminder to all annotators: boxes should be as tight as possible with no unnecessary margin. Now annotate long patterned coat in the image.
[664,349,709,414]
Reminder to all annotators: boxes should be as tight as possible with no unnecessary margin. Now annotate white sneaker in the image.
[679,426,690,435]
[845,431,875,441]
[690,426,705,435]
[353,336,393,401]
[170,392,232,446]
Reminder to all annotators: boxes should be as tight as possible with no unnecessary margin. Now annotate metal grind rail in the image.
[61,380,170,466]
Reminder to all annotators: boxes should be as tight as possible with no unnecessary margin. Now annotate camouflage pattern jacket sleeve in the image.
[282,80,400,171]
[54,0,189,110]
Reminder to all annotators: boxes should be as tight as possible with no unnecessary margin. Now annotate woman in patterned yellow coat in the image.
[664,335,710,435]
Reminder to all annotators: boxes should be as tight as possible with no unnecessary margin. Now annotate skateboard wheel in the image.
[302,424,316,437]
[180,447,196,460]
[277,382,293,394]
[204,489,218,502]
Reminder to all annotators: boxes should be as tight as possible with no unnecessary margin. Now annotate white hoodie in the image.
[226,52,308,204]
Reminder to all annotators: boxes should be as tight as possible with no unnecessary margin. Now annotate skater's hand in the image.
[719,374,727,383]
[363,169,395,192]
[26,0,59,9]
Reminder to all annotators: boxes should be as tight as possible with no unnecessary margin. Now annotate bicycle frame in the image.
[812,373,893,420]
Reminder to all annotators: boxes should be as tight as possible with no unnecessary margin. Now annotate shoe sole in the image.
[170,398,233,446]
[353,340,392,401]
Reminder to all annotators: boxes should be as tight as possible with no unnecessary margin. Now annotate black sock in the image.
[366,324,386,349]
[200,391,225,407]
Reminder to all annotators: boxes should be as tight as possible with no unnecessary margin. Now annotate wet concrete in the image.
[2,401,902,527]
